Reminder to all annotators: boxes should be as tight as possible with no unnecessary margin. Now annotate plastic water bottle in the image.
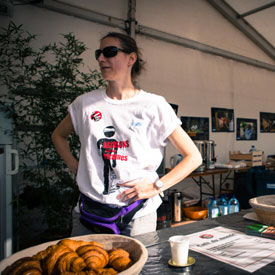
[208,198,219,218]
[217,196,228,216]
[228,195,240,214]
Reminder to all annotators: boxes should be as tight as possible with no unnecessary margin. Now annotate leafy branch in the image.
[0,21,106,237]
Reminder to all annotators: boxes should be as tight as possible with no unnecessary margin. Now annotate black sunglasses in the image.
[95,46,131,60]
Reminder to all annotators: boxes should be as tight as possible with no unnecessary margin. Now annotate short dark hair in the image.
[100,32,144,79]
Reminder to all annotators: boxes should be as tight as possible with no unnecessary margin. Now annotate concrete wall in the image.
[1,0,275,167]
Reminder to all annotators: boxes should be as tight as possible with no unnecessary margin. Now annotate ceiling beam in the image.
[39,0,126,29]
[207,0,275,60]
[238,1,275,18]
[137,24,275,72]
[36,0,275,71]
[127,0,136,39]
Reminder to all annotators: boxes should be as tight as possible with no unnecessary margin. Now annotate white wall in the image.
[1,0,275,166]
[136,0,275,164]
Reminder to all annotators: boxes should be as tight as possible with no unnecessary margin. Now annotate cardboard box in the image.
[229,151,263,167]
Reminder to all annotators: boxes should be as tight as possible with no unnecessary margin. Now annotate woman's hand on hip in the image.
[116,178,159,202]
[66,159,79,175]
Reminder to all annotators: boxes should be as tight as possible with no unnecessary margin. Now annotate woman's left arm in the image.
[158,125,202,191]
[117,125,202,202]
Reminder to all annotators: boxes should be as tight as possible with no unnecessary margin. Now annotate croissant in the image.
[21,270,42,275]
[93,268,118,275]
[33,244,58,261]
[1,256,42,275]
[62,272,86,275]
[54,251,86,273]
[85,270,97,275]
[76,245,109,270]
[2,240,132,274]
[108,248,132,272]
[42,244,74,275]
[58,239,104,252]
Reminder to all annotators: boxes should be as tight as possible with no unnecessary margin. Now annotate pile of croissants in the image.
[2,239,133,275]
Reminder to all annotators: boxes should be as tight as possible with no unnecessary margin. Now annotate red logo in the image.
[91,111,102,121]
[200,234,214,239]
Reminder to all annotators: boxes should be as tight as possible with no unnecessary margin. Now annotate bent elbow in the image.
[192,152,203,170]
[51,130,60,146]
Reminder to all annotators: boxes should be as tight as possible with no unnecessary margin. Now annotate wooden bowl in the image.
[183,206,208,220]
[249,195,275,226]
[0,234,148,275]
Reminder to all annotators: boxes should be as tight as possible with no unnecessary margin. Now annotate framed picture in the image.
[170,103,178,115]
[211,107,234,132]
[181,116,209,140]
[260,112,275,133]
[236,118,257,140]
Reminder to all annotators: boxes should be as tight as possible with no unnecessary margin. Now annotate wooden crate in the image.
[229,151,263,167]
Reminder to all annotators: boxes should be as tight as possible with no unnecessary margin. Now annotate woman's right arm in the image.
[51,113,79,174]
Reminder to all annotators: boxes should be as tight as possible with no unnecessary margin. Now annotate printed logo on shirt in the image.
[131,121,142,127]
[91,111,102,121]
[97,125,129,194]
[130,120,142,131]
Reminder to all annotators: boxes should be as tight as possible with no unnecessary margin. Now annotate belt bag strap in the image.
[80,194,145,222]
[80,214,121,234]
[79,194,145,233]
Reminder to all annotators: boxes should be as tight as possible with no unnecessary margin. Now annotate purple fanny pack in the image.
[79,194,145,234]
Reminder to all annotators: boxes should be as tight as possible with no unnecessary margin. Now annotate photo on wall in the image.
[181,116,209,140]
[236,118,257,140]
[211,107,234,132]
[260,112,275,133]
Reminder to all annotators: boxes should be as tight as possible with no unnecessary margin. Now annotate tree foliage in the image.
[0,21,106,236]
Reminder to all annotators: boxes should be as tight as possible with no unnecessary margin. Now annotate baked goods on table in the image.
[2,239,132,275]
[108,248,131,272]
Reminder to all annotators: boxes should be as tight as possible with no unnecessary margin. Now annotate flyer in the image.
[186,226,275,273]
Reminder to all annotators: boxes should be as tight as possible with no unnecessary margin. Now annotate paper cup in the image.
[169,235,189,266]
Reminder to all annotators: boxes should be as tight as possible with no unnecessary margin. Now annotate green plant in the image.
[0,21,106,239]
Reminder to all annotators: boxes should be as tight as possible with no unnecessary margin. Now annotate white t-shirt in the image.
[69,89,181,218]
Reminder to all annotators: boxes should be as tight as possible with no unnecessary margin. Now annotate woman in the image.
[52,32,202,237]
